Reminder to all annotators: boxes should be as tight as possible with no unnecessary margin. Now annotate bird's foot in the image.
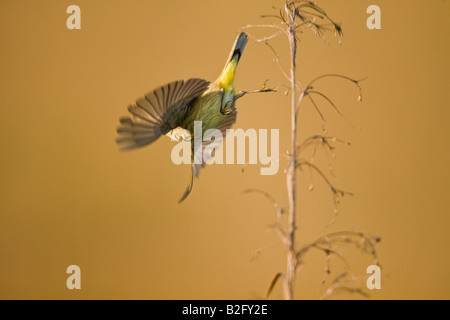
[220,101,234,115]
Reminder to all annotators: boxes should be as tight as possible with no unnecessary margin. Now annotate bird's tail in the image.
[178,163,194,203]
[218,32,248,90]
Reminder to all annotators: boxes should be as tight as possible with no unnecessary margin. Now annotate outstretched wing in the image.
[178,109,238,203]
[116,78,210,151]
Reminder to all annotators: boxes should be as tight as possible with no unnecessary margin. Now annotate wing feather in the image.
[179,109,237,202]
[192,109,237,178]
[116,78,210,151]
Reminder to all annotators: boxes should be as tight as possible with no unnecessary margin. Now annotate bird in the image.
[116,32,274,202]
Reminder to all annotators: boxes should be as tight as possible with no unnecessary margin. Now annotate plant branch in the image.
[264,272,285,300]
[241,0,377,300]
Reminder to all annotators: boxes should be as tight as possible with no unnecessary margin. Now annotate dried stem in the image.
[264,272,284,300]
[241,0,379,300]
[284,3,300,301]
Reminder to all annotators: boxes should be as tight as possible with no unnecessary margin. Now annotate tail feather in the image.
[178,163,194,203]
[229,32,248,64]
[218,32,248,89]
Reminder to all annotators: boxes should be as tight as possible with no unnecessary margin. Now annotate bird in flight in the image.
[116,32,275,202]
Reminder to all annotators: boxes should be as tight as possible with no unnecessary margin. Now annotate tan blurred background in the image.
[0,0,449,299]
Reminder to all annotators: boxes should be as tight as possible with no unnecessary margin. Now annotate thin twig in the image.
[306,89,360,129]
[264,272,284,300]
[306,74,367,102]
[238,188,284,217]
[264,41,291,82]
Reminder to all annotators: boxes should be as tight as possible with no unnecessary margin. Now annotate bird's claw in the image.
[220,88,234,115]
[220,101,233,115]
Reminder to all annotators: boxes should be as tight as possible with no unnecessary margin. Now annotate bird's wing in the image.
[193,110,237,178]
[178,109,238,203]
[116,78,210,151]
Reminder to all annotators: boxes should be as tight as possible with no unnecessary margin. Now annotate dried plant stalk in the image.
[241,0,380,300]
[284,3,299,300]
